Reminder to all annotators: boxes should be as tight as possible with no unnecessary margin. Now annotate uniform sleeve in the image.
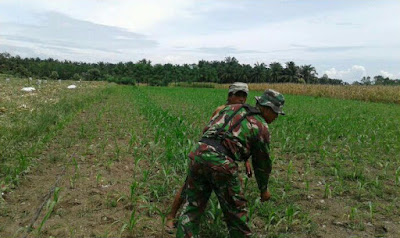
[251,121,272,193]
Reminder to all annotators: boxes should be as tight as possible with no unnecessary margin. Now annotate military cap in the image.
[255,89,285,115]
[228,82,249,95]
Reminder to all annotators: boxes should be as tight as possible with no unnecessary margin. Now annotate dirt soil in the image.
[0,92,173,238]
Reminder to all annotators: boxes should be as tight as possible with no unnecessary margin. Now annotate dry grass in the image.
[215,83,400,104]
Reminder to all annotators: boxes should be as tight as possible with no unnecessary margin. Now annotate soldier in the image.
[176,89,285,238]
[166,82,251,230]
[211,82,249,118]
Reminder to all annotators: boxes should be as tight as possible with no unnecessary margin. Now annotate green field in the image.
[1,78,399,237]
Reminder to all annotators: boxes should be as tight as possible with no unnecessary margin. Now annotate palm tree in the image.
[252,62,267,83]
[299,65,318,84]
[269,62,283,83]
[284,61,299,83]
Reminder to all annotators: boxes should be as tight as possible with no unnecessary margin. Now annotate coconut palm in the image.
[300,65,318,84]
[269,62,283,83]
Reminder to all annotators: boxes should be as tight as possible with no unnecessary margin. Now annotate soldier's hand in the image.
[260,190,271,202]
[245,160,252,178]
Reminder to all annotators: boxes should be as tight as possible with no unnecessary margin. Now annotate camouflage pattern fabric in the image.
[177,104,272,238]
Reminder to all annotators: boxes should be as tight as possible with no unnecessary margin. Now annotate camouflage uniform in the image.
[177,104,272,238]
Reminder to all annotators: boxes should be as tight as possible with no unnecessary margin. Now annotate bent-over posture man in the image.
[177,89,285,238]
[166,82,251,230]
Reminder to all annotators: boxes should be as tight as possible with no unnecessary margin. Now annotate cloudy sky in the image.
[0,0,399,83]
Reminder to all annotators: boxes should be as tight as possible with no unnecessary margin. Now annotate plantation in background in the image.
[0,77,399,237]
[216,83,400,104]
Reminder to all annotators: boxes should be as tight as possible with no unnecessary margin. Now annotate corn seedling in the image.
[122,209,140,235]
[96,173,102,187]
[395,166,400,186]
[349,207,358,221]
[128,131,137,152]
[374,176,381,189]
[285,204,300,230]
[324,183,332,199]
[368,201,374,220]
[142,170,150,183]
[248,198,260,221]
[130,181,138,204]
[69,158,80,189]
[154,206,168,237]
[113,138,121,161]
[286,160,293,182]
[305,180,310,197]
[37,187,61,233]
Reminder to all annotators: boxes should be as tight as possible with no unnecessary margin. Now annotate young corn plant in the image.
[286,160,293,182]
[324,183,332,199]
[348,206,364,230]
[368,201,374,220]
[248,198,260,222]
[305,180,310,198]
[96,173,102,187]
[348,206,358,222]
[285,204,300,231]
[154,206,168,237]
[113,137,121,161]
[120,209,140,237]
[395,166,400,186]
[37,187,62,233]
[69,158,80,189]
[127,131,137,152]
[142,170,150,183]
[130,181,138,204]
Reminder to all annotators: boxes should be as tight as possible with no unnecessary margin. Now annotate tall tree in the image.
[269,62,283,83]
[300,64,318,84]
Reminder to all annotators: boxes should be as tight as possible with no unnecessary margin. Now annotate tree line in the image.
[1,52,398,86]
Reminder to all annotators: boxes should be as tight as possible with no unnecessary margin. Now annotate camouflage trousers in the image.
[176,150,251,238]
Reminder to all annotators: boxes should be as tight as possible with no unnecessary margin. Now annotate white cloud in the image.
[1,0,194,32]
[324,65,367,83]
[380,70,394,78]
[380,70,400,79]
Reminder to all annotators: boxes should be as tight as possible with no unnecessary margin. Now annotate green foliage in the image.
[37,187,62,233]
[85,68,102,81]
[4,52,384,85]
[106,75,135,85]
[174,82,215,88]
[50,71,59,80]
[72,73,81,81]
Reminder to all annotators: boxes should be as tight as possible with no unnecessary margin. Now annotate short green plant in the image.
[349,206,358,221]
[324,183,332,199]
[395,166,400,186]
[96,173,102,187]
[37,187,62,233]
[368,201,373,220]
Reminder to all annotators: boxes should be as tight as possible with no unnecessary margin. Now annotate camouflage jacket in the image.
[193,104,272,193]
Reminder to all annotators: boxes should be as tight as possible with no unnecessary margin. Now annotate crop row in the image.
[214,83,400,104]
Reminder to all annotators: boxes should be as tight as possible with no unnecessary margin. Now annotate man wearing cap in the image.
[176,89,285,238]
[166,82,251,230]
[211,82,249,118]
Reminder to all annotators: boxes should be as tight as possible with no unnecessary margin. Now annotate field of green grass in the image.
[0,77,399,237]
